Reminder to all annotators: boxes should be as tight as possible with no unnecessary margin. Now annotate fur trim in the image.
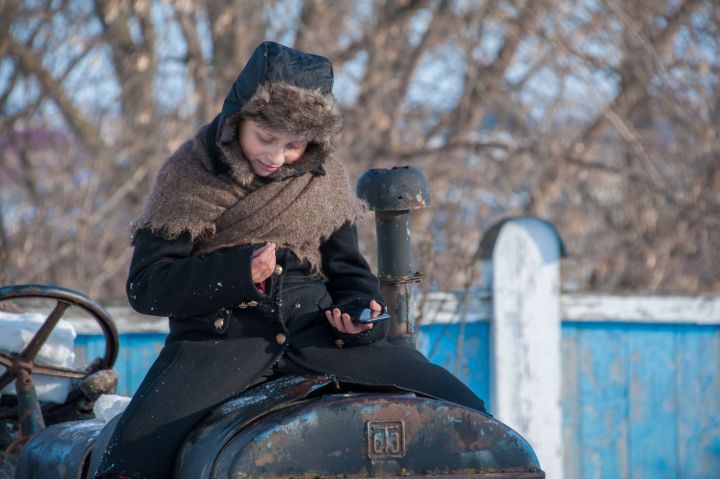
[240,82,342,144]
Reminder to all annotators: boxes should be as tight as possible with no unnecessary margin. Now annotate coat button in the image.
[275,333,287,345]
[273,265,283,276]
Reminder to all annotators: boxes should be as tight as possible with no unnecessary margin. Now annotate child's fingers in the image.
[251,246,276,283]
[257,246,276,265]
[258,247,276,266]
[326,308,373,335]
[333,309,347,332]
[340,313,357,333]
[251,242,276,258]
[340,312,373,334]
[251,255,273,273]
[326,308,340,330]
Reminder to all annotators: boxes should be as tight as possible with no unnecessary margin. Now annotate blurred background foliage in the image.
[0,0,718,302]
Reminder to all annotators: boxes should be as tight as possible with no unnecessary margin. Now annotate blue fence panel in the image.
[417,321,491,412]
[628,325,678,478]
[574,323,631,479]
[561,324,583,479]
[675,326,720,478]
[562,322,720,479]
[75,333,166,396]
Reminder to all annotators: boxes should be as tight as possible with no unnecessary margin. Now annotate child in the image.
[97,41,485,479]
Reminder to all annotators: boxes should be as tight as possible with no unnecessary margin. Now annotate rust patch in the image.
[254,452,274,467]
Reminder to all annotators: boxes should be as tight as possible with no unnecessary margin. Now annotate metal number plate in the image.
[366,420,405,459]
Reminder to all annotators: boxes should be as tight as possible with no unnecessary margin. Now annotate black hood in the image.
[207,41,339,175]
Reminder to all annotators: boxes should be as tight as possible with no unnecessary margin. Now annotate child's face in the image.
[239,120,308,176]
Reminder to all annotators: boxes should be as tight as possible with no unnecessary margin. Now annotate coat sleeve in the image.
[127,229,267,317]
[320,222,389,346]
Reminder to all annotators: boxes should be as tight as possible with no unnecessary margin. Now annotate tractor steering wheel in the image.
[0,284,119,395]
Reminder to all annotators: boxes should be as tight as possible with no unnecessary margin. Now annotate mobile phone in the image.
[352,307,391,324]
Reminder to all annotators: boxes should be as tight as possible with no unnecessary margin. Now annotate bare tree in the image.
[0,0,717,303]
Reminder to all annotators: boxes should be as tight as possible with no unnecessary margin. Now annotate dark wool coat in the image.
[97,42,485,479]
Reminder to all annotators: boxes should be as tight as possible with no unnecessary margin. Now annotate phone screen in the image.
[354,308,391,324]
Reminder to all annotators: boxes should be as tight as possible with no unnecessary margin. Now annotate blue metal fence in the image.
[562,322,720,479]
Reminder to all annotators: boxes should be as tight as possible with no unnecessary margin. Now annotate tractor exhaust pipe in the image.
[356,167,430,347]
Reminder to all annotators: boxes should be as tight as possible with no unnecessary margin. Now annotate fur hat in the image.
[240,81,342,145]
[207,41,342,176]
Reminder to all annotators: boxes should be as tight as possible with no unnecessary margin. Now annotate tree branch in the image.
[172,1,212,122]
[389,140,511,160]
[6,35,101,149]
[572,0,704,155]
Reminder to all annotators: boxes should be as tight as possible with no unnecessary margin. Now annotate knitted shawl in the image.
[131,123,364,273]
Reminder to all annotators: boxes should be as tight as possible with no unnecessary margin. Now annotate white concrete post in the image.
[485,217,564,479]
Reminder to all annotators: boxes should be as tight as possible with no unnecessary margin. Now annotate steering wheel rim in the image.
[0,284,119,392]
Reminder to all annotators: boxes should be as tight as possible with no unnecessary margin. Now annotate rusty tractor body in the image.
[17,375,544,479]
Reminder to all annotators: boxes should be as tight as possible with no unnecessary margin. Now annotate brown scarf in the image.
[131,123,365,273]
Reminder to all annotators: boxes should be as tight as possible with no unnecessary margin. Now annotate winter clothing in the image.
[211,40,337,150]
[127,222,387,347]
[130,122,363,273]
[97,41,485,479]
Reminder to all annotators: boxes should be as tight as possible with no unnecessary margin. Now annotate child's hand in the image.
[325,299,382,334]
[251,243,276,283]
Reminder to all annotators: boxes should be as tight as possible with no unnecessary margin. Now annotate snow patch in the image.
[93,394,131,422]
[0,311,76,404]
